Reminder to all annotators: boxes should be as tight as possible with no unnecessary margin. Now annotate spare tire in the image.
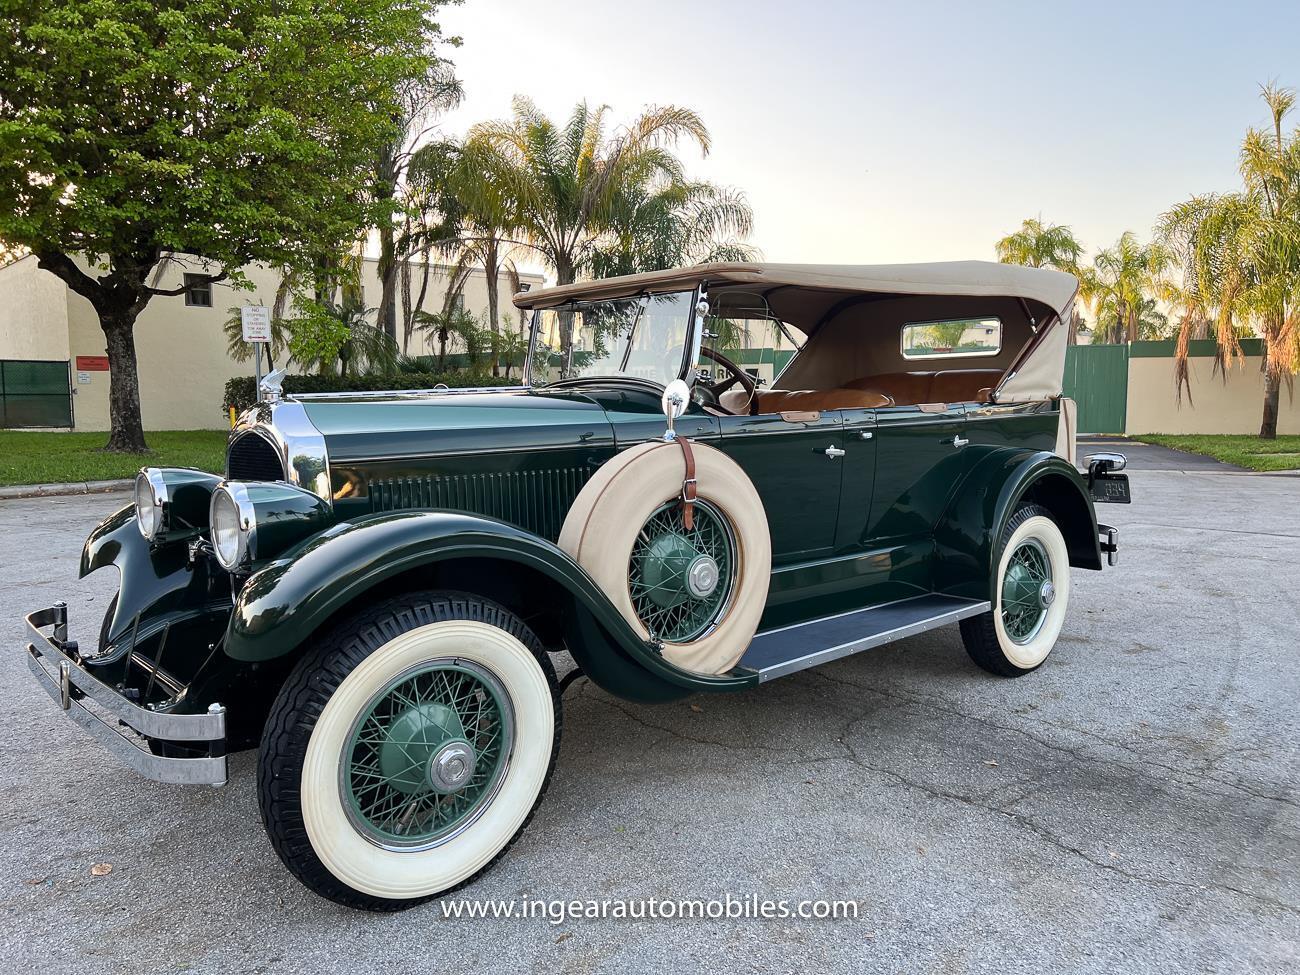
[559,440,771,676]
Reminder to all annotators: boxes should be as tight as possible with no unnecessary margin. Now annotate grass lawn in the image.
[1137,434,1300,472]
[0,430,227,487]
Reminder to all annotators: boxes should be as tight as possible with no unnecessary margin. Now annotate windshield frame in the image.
[524,284,704,389]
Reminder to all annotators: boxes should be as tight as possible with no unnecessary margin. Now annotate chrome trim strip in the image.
[24,607,227,786]
[287,385,528,402]
[337,440,609,465]
[753,598,991,682]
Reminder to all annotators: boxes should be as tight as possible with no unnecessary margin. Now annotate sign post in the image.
[241,305,272,401]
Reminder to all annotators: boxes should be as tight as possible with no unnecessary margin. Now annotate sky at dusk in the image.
[435,0,1300,279]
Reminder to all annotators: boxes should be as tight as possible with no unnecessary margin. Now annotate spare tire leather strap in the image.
[676,436,697,530]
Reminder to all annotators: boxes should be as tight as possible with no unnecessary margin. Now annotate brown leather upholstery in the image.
[929,369,1004,404]
[846,372,934,406]
[845,369,1004,406]
[719,387,893,415]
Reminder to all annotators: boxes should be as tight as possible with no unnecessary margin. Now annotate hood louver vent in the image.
[368,468,591,541]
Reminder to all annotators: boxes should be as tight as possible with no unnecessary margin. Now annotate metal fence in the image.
[0,359,74,428]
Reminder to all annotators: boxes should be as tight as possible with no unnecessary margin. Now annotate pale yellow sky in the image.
[434,0,1296,283]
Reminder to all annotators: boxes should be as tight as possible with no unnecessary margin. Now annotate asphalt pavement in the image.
[1,463,1297,974]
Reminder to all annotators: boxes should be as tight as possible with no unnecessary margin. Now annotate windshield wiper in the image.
[617,297,650,373]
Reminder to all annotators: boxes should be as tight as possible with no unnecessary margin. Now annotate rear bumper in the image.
[24,603,227,786]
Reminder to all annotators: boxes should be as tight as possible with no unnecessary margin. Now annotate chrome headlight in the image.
[134,469,168,540]
[208,480,329,571]
[209,483,255,570]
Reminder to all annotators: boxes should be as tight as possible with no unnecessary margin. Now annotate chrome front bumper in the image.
[24,603,227,786]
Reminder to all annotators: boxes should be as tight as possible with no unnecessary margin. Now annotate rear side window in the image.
[901,317,1001,359]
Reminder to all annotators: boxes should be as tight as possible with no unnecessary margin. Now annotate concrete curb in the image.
[0,479,134,500]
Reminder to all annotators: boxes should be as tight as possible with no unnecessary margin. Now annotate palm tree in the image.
[996,218,1085,340]
[413,306,485,370]
[1156,84,1300,436]
[995,218,1083,270]
[1077,232,1168,345]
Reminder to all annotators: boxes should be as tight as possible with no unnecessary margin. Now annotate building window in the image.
[184,274,212,307]
[518,283,532,292]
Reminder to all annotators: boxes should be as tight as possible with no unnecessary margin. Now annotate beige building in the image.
[0,254,544,431]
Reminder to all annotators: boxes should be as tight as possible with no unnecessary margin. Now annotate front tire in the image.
[258,591,560,911]
[960,503,1071,677]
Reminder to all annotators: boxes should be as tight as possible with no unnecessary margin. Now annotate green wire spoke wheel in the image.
[628,499,737,642]
[341,659,514,850]
[1000,537,1055,644]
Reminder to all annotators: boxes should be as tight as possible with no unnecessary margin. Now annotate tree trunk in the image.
[377,221,398,341]
[1260,370,1281,439]
[100,310,148,452]
[485,240,500,378]
[555,255,576,353]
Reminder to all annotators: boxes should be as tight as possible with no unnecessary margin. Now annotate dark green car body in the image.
[23,262,1120,787]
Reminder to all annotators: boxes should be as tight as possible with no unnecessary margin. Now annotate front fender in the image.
[224,510,758,696]
[80,504,228,649]
[934,449,1101,600]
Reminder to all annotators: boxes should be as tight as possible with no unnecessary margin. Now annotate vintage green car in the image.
[24,262,1127,910]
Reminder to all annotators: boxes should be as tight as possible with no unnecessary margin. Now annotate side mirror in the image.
[661,379,691,440]
[1086,452,1127,474]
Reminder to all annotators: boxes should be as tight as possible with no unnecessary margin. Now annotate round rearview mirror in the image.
[661,379,690,423]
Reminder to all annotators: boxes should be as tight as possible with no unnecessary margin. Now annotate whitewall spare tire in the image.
[559,439,771,676]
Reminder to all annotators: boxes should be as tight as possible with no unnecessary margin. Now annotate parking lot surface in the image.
[1,466,1297,974]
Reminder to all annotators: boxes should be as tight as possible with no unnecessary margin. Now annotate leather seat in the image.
[719,387,893,415]
[845,369,1003,406]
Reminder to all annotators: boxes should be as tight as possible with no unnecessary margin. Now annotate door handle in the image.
[823,445,846,459]
[951,435,970,448]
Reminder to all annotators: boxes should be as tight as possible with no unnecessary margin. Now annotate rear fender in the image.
[224,510,758,700]
[934,449,1102,601]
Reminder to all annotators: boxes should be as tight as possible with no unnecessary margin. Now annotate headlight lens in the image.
[209,485,253,570]
[134,469,166,539]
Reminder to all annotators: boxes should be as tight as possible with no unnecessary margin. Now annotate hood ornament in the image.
[259,368,286,403]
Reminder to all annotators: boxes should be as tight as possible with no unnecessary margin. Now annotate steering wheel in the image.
[698,346,758,413]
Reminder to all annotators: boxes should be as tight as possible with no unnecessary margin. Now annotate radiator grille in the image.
[368,467,591,540]
[226,432,285,482]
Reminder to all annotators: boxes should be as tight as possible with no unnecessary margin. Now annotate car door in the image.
[867,403,970,555]
[716,410,844,565]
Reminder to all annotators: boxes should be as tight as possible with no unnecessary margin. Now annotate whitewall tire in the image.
[258,592,559,911]
[559,440,772,676]
[959,503,1071,677]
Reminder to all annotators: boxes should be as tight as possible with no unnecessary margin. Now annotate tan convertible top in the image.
[512,261,1078,320]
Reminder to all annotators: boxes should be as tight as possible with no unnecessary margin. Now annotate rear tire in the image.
[258,591,560,911]
[960,503,1071,678]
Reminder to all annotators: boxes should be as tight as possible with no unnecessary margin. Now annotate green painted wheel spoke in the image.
[343,660,514,849]
[1001,536,1053,644]
[627,500,736,642]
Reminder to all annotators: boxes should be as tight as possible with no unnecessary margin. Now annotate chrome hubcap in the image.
[428,740,477,794]
[686,555,719,598]
[1039,580,1056,607]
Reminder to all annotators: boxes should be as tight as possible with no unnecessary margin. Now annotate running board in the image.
[740,594,991,682]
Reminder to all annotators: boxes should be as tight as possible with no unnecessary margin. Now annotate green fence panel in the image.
[1063,344,1129,435]
[1,359,74,428]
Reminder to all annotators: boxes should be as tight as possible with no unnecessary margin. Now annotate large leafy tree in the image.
[1156,84,1300,437]
[0,0,450,450]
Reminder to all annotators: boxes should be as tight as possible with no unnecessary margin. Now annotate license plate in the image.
[1089,472,1131,504]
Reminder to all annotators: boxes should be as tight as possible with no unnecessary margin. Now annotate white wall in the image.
[0,256,71,361]
[18,256,543,431]
[1126,354,1300,435]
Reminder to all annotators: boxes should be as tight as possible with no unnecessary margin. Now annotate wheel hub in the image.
[1039,580,1056,607]
[377,702,468,795]
[428,740,477,794]
[686,555,719,598]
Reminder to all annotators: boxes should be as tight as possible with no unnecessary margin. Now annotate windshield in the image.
[527,290,695,386]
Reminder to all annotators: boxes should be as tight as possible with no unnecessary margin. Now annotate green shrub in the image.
[222,372,520,415]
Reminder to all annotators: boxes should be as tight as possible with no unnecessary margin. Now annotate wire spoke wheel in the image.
[1000,537,1054,644]
[341,659,514,851]
[628,499,737,642]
